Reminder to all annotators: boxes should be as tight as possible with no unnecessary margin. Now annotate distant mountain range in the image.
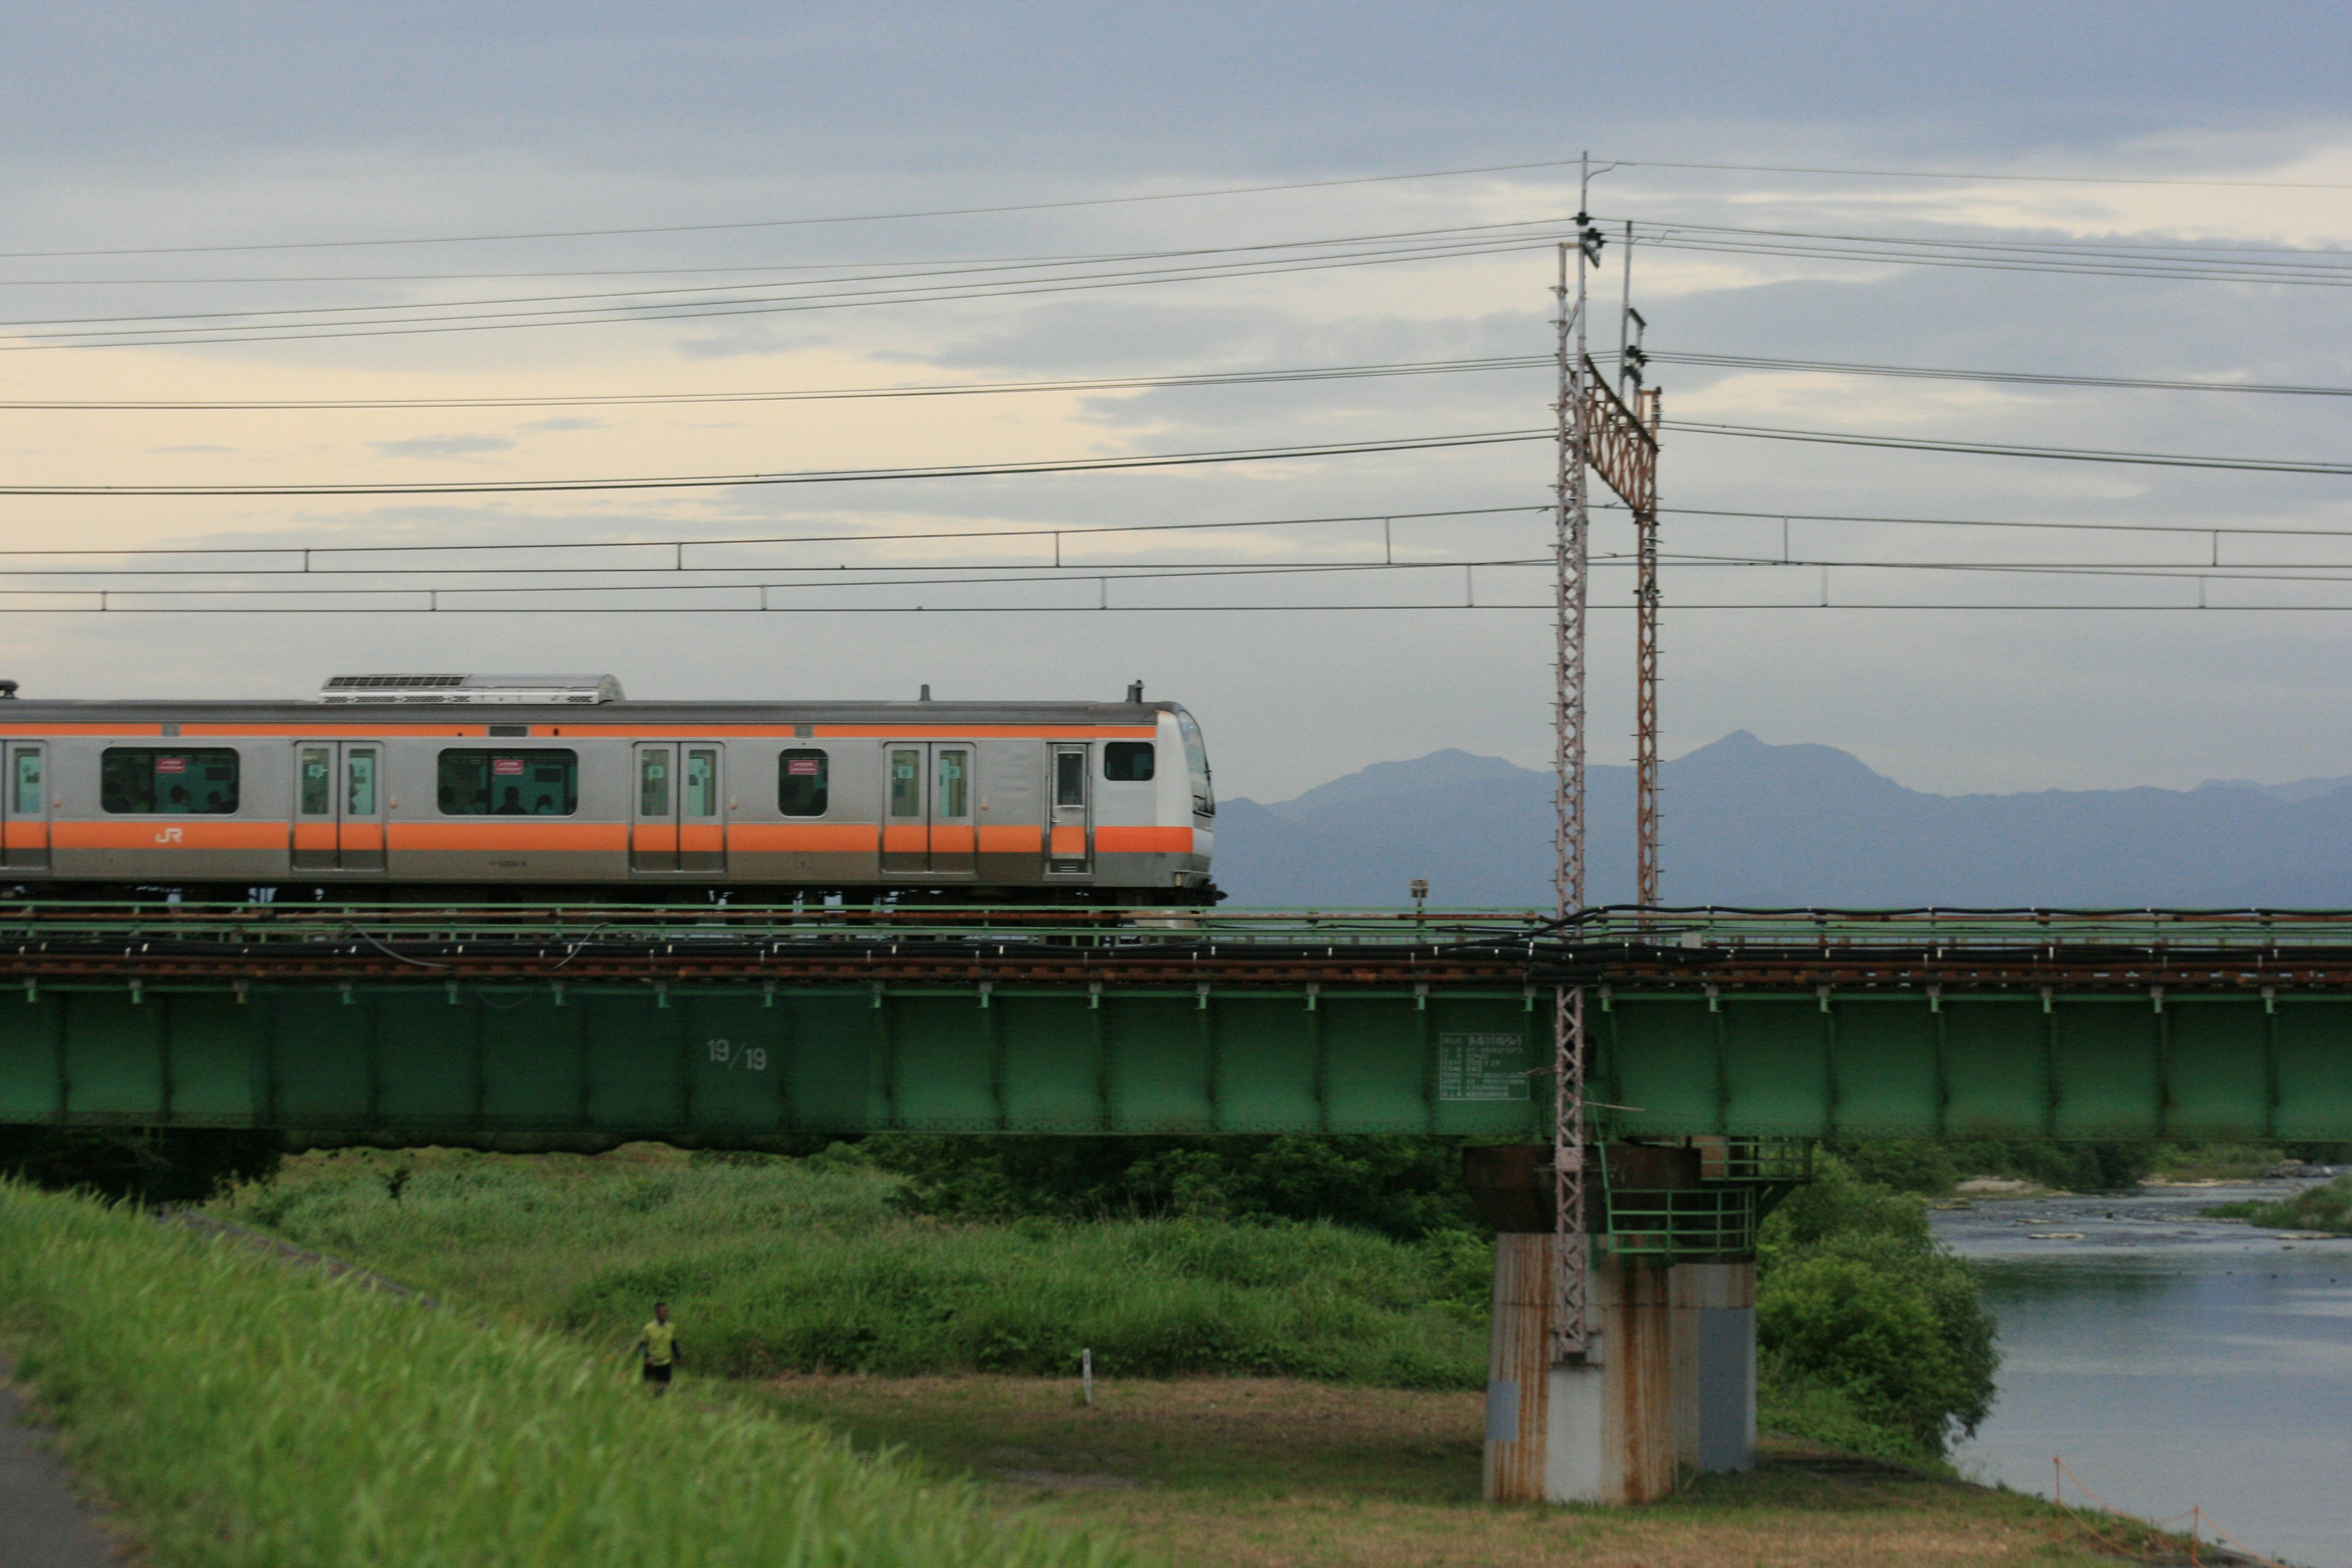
[1212,733,2352,908]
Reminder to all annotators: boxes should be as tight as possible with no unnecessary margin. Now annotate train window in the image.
[1103,742,1155,782]
[102,748,240,815]
[1177,709,1215,817]
[12,752,39,815]
[1054,750,1085,807]
[437,749,578,816]
[936,749,970,816]
[779,750,829,816]
[299,747,332,815]
[888,748,921,817]
[638,750,669,816]
[347,750,379,816]
[684,749,718,818]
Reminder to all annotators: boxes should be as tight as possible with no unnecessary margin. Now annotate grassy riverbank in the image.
[0,1180,1121,1568]
[169,1144,2209,1566]
[756,1371,2185,1568]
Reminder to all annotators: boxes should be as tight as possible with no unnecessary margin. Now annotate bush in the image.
[215,1146,1491,1388]
[2206,1172,2352,1234]
[1758,1156,1996,1455]
[867,1134,1481,1238]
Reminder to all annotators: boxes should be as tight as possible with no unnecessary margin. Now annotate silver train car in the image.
[0,674,1217,902]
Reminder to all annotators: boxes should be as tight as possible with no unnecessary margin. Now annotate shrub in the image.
[867,1133,1481,1238]
[2206,1172,2352,1234]
[1758,1156,1997,1455]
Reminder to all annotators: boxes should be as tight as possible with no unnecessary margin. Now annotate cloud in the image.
[517,417,606,434]
[368,434,516,459]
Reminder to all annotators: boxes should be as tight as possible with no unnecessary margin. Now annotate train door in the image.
[1047,743,1090,875]
[632,743,725,873]
[1,743,48,871]
[881,742,976,876]
[292,742,385,872]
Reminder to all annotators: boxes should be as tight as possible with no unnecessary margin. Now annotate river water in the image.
[1932,1185,2352,1567]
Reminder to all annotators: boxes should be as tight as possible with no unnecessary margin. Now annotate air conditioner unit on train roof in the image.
[315,674,626,706]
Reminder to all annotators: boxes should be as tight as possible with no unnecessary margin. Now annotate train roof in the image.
[0,696,1176,724]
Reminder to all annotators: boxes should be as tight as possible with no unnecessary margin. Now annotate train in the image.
[0,674,1217,903]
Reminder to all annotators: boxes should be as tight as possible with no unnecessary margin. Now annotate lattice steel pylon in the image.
[1550,200,1597,1360]
[1551,175,1664,1362]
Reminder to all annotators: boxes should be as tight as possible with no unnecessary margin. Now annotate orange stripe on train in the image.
[730,824,878,853]
[387,823,629,852]
[1094,827,1194,853]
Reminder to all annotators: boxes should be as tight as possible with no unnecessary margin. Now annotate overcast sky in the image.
[6,2,2352,807]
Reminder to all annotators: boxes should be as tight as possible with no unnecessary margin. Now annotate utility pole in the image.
[1551,172,1664,1360]
[1621,221,1663,915]
[1550,159,1601,1362]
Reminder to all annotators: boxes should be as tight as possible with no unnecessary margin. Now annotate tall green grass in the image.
[0,1181,1125,1568]
[217,1147,1490,1387]
[2206,1172,2352,1233]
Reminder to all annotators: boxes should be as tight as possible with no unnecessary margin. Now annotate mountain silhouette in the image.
[1213,733,2352,908]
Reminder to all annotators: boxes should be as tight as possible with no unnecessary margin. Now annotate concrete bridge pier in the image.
[1670,1261,1757,1474]
[1469,1145,1760,1503]
[1480,1232,1677,1504]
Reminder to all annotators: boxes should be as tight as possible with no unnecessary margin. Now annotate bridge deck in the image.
[1,905,2348,1140]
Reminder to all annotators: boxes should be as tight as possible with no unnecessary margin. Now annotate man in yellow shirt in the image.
[636,1302,682,1395]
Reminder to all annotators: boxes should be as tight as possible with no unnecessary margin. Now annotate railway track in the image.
[9,903,2352,991]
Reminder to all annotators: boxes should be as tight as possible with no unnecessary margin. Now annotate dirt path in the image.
[0,1363,121,1567]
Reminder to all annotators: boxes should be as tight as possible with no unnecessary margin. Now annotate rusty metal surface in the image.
[1483,1231,1555,1504]
[1603,1259,1678,1505]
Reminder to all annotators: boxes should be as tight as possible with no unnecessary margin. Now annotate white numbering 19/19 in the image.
[706,1038,769,1071]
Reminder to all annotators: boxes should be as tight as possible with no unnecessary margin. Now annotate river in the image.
[1932,1183,2352,1567]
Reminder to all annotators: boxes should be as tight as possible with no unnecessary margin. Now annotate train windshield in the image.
[1175,709,1214,818]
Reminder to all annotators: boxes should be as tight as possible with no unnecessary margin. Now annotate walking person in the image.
[636,1302,682,1395]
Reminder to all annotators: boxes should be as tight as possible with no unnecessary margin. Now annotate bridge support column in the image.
[1670,1261,1757,1474]
[1482,1231,1676,1504]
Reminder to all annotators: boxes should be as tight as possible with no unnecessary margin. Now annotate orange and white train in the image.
[0,674,1217,902]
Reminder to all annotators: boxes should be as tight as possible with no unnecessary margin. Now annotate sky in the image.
[6,2,2352,802]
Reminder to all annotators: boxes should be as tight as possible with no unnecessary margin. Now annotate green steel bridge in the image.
[3,902,2351,1144]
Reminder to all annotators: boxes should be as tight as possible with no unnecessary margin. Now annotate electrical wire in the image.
[1651,351,2352,399]
[7,347,2344,415]
[0,428,1550,497]
[0,503,1544,560]
[10,148,2335,267]
[0,217,1577,333]
[0,156,1599,260]
[1668,420,2352,477]
[1608,156,2352,192]
[0,233,1566,352]
[0,354,1555,412]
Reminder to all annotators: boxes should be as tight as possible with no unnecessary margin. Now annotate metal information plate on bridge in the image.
[1439,1031,1531,1101]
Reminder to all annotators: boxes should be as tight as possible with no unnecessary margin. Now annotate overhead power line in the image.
[0,159,1596,261]
[1610,157,2352,191]
[0,428,1549,497]
[0,218,1571,334]
[1652,352,2352,399]
[0,230,1569,352]
[1669,420,2352,478]
[14,149,2337,266]
[15,348,2352,415]
[0,355,1550,412]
